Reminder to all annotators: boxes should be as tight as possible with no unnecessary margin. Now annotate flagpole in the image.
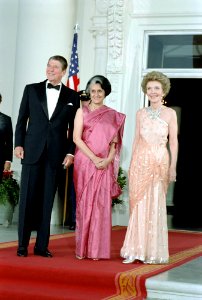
[63,26,80,227]
[63,167,68,227]
[74,23,80,33]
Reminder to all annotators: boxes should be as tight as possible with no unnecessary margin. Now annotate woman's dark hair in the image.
[0,94,2,103]
[85,75,111,97]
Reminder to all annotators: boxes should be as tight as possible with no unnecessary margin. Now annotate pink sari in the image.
[74,105,125,259]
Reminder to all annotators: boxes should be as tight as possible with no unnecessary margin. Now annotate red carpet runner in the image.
[0,226,201,300]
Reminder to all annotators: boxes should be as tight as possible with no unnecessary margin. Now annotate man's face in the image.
[46,59,66,85]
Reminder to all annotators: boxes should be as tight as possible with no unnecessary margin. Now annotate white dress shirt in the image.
[46,82,61,119]
[46,82,74,159]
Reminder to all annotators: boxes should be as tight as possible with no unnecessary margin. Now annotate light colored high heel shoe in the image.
[76,255,85,260]
[122,258,136,264]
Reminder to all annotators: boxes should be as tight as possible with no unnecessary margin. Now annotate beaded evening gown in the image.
[121,107,170,264]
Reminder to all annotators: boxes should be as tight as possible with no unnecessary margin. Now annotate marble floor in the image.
[146,216,202,299]
[0,223,70,243]
[146,257,202,300]
[0,220,201,300]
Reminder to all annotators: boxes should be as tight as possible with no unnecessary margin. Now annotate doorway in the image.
[164,78,202,228]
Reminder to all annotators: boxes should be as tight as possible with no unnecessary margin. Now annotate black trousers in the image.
[18,154,59,251]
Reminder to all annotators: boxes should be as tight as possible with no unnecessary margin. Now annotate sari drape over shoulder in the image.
[74,105,125,259]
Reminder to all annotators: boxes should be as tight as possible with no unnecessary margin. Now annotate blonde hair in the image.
[141,71,171,96]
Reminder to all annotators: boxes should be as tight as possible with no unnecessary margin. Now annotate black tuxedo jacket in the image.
[15,80,80,167]
[0,112,13,166]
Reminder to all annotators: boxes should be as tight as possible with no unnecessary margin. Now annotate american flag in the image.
[67,32,80,91]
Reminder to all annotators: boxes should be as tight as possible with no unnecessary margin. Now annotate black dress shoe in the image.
[69,222,76,230]
[69,224,75,230]
[34,247,53,258]
[17,248,28,257]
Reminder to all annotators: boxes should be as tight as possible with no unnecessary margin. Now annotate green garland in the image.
[0,172,20,207]
[112,167,127,207]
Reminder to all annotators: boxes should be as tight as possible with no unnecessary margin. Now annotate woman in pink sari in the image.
[73,75,125,260]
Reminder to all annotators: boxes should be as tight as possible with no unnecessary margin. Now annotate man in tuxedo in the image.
[0,93,13,179]
[14,55,80,257]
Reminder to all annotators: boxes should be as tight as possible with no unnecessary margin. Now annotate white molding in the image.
[130,12,202,18]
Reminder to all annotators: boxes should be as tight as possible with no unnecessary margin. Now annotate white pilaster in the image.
[12,0,77,175]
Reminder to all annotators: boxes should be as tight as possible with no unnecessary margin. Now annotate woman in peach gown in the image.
[120,71,178,264]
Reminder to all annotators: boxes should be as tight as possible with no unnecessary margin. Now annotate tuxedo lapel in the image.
[37,81,49,119]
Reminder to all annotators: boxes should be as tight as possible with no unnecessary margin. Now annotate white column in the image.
[0,0,18,117]
[91,22,108,74]
[12,0,77,173]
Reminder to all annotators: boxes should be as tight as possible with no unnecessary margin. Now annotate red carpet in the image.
[0,227,201,300]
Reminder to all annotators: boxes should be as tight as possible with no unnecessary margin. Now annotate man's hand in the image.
[62,154,74,169]
[14,146,24,159]
[4,161,11,171]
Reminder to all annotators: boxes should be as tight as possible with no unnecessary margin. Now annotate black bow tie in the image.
[47,83,60,90]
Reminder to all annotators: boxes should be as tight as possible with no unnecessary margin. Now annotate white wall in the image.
[131,0,202,14]
[0,0,18,116]
[11,0,78,175]
[75,0,96,90]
